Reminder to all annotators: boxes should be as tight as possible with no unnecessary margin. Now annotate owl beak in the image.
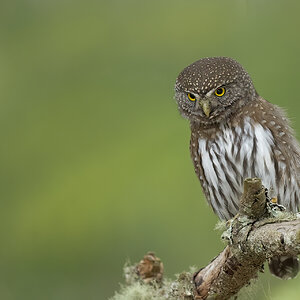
[199,99,211,117]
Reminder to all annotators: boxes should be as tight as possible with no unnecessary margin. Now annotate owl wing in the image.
[263,101,300,212]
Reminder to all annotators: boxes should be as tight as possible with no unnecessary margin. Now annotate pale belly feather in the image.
[198,118,287,220]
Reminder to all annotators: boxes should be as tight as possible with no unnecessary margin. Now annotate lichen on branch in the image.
[111,178,300,300]
[194,178,300,299]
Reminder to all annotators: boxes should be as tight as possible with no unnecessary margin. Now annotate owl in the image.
[175,57,300,279]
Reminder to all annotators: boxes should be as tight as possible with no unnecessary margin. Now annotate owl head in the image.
[174,57,257,125]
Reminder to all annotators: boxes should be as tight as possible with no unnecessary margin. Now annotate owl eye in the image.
[215,87,226,97]
[187,93,196,101]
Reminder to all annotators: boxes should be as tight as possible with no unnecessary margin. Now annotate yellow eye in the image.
[215,87,226,97]
[187,93,196,101]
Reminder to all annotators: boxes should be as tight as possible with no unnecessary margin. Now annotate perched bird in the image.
[175,57,300,279]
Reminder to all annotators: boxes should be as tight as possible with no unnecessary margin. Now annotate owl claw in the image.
[264,190,286,215]
[271,197,278,204]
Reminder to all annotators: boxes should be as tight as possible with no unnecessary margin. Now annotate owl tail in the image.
[268,256,299,279]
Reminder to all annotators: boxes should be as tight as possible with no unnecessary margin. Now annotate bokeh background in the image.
[1,0,300,299]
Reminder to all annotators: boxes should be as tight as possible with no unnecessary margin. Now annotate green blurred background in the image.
[1,0,300,299]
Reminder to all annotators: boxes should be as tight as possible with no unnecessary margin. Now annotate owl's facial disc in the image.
[175,87,228,121]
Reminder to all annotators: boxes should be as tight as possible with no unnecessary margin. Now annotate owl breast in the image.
[194,117,297,220]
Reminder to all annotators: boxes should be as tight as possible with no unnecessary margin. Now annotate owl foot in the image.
[265,189,286,216]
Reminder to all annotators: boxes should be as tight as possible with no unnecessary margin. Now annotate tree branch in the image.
[112,178,300,300]
[194,178,300,299]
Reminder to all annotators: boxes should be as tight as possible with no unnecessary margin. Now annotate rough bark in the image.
[193,178,300,299]
[113,178,300,300]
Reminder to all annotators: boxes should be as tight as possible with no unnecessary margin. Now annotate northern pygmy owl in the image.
[175,57,300,279]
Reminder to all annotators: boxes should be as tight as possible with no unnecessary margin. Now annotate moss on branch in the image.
[111,178,300,300]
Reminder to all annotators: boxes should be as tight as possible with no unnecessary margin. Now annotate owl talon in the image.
[271,197,278,204]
